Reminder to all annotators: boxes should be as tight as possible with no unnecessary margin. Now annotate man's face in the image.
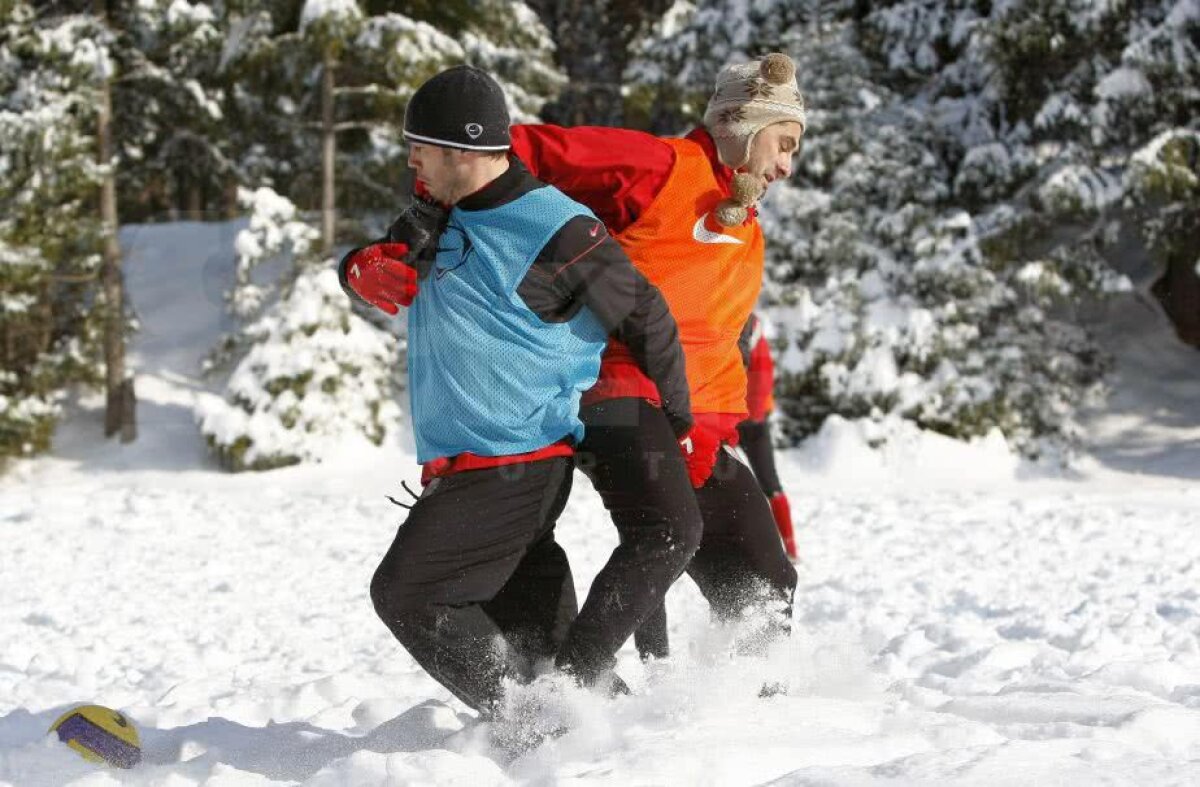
[408,142,470,204]
[739,121,804,193]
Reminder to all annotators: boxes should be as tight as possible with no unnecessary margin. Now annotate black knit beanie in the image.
[403,65,511,151]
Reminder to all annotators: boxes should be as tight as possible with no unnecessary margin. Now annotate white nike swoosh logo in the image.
[692,214,743,245]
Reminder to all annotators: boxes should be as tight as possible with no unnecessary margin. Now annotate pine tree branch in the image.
[333,121,382,132]
[154,130,246,180]
[333,85,389,96]
[300,121,385,132]
[339,164,398,202]
[51,271,101,283]
[111,48,169,85]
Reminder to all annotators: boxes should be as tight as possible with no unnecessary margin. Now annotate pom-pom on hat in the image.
[703,53,807,169]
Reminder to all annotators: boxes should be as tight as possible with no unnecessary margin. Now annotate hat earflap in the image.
[714,172,765,228]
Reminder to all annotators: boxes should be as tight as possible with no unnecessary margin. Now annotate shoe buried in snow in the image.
[559,658,631,698]
[487,669,631,759]
[595,669,631,699]
[487,676,572,760]
[488,714,569,760]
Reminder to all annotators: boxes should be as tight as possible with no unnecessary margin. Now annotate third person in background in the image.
[738,312,797,561]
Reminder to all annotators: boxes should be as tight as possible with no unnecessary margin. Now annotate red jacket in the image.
[510,124,757,442]
[511,125,740,233]
[741,314,776,423]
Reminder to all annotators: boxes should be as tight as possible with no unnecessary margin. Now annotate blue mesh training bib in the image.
[407,186,607,463]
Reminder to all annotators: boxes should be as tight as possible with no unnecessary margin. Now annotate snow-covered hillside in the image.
[1,222,1198,785]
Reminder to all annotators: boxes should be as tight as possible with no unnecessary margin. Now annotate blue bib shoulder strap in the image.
[451,186,598,293]
[407,185,607,464]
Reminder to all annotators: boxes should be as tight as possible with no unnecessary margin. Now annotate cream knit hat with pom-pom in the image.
[703,53,807,170]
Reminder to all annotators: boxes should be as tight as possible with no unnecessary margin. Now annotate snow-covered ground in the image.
[1,222,1198,785]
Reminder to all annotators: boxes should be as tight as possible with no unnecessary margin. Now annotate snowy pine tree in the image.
[625,0,808,132]
[214,0,563,250]
[1,3,110,461]
[630,0,1197,456]
[228,186,320,320]
[528,0,672,126]
[108,0,229,220]
[196,263,403,471]
[195,1,567,471]
[195,186,408,471]
[1,0,247,461]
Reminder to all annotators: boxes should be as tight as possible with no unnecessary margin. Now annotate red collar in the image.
[685,127,735,196]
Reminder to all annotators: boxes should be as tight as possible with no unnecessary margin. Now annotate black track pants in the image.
[737,417,783,496]
[553,398,704,682]
[370,457,576,716]
[633,444,798,660]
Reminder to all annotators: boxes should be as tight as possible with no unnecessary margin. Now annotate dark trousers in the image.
[370,457,576,716]
[634,442,798,660]
[552,398,704,682]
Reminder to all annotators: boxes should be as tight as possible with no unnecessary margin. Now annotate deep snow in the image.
[1,221,1198,785]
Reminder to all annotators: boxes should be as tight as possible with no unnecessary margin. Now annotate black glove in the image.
[387,196,447,280]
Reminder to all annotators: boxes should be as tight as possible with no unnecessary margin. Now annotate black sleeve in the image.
[516,215,693,437]
[386,198,447,280]
[738,314,758,369]
[338,196,449,302]
[337,243,376,306]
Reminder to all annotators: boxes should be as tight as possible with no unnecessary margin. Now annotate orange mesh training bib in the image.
[614,138,765,416]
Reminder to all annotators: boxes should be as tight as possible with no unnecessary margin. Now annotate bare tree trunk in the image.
[120,377,137,442]
[186,177,203,220]
[167,169,180,221]
[1153,253,1200,349]
[96,0,134,442]
[224,176,239,220]
[321,50,336,258]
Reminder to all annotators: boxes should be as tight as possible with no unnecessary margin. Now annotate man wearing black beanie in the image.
[341,65,703,721]
[401,64,513,156]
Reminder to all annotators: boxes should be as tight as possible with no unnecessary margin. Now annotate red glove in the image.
[769,492,797,560]
[344,242,418,315]
[678,423,721,488]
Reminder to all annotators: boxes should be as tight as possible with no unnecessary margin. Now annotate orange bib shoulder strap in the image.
[613,137,765,416]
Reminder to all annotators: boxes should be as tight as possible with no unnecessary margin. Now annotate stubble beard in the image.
[429,170,470,206]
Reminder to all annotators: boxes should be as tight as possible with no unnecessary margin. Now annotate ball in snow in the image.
[49,705,142,769]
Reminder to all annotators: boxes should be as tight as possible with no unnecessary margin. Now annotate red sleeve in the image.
[745,333,776,422]
[509,124,675,234]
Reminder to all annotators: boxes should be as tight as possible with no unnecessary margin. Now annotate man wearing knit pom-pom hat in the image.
[508,53,805,664]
